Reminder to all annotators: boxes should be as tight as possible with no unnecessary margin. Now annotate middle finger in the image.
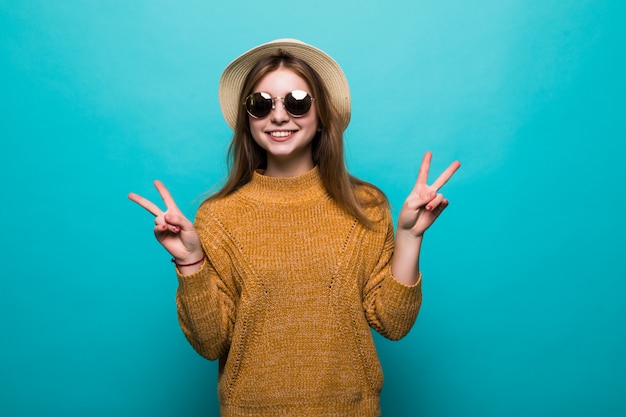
[128,193,163,217]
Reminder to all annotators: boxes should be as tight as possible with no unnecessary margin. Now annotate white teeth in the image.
[269,131,294,138]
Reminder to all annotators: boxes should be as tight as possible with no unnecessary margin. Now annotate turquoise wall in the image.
[1,1,624,416]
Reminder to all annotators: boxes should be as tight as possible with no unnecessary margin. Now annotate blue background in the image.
[1,1,624,416]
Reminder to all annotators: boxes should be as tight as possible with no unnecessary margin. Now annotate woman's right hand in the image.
[128,181,204,267]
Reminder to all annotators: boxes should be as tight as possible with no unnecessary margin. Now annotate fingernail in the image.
[426,205,432,211]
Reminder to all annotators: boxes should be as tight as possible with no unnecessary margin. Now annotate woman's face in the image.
[248,67,319,177]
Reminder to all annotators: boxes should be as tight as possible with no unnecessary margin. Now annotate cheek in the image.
[310,107,321,130]
[300,117,319,139]
[248,119,265,140]
[303,110,319,131]
[246,120,265,149]
[249,132,267,150]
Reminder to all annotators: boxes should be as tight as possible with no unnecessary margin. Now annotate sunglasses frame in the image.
[244,90,315,119]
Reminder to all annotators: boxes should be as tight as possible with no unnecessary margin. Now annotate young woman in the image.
[129,39,460,417]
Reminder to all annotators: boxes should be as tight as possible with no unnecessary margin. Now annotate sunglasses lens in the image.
[284,90,312,116]
[245,92,273,118]
[245,91,313,118]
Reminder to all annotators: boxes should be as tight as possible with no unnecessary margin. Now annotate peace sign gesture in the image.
[397,151,461,237]
[128,181,204,266]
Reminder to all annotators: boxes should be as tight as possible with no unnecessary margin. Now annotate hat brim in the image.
[218,39,351,131]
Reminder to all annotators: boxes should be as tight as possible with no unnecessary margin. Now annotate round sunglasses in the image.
[244,90,315,119]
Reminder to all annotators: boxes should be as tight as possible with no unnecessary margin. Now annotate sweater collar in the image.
[244,166,327,204]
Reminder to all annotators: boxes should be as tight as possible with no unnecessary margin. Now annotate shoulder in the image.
[195,189,248,224]
[354,181,386,204]
[351,177,388,208]
[351,178,392,229]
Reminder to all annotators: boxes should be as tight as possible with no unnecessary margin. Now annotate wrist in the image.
[397,228,424,241]
[171,253,205,267]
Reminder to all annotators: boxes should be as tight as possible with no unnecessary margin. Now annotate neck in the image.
[247,166,326,204]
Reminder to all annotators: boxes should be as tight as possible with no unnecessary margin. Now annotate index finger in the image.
[128,192,163,217]
[416,151,433,186]
[431,160,461,191]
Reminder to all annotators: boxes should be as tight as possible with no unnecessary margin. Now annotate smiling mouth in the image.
[268,131,295,138]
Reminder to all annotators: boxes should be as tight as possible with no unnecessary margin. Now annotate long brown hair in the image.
[208,52,386,227]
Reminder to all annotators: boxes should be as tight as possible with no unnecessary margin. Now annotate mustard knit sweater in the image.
[175,167,422,417]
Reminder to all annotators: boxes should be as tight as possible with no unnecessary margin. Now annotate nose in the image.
[270,97,290,123]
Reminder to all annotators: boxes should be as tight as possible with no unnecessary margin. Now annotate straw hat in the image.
[218,38,351,131]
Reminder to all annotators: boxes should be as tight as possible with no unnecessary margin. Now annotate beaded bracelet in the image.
[171,254,205,267]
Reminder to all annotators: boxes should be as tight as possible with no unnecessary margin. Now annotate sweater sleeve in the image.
[362,208,422,341]
[175,259,237,360]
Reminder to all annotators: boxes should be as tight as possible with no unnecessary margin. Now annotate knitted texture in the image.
[176,167,422,417]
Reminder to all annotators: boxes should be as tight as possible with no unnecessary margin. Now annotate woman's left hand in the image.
[397,151,461,237]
